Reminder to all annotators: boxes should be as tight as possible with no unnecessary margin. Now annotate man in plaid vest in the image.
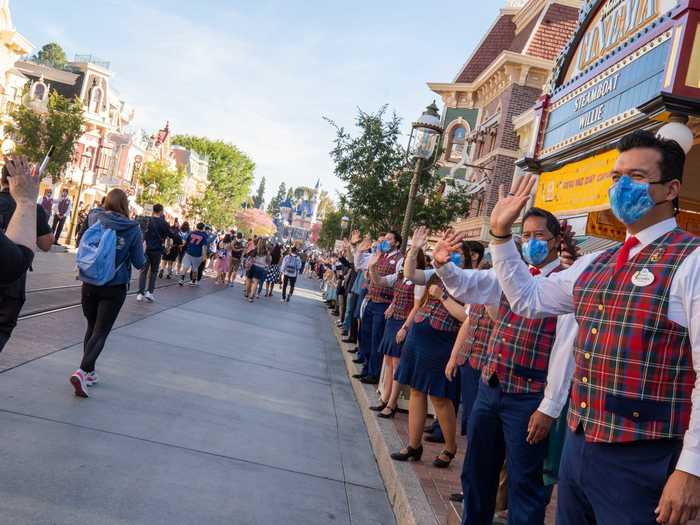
[354,230,403,385]
[489,130,700,524]
[429,209,578,525]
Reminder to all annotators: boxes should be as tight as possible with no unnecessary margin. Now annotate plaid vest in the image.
[570,228,699,442]
[391,276,415,321]
[483,268,562,394]
[367,251,402,303]
[58,198,70,215]
[414,284,461,333]
[458,304,494,369]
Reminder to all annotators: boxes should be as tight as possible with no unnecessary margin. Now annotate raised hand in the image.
[4,155,39,202]
[368,250,382,268]
[358,234,372,252]
[559,219,581,268]
[490,174,537,238]
[432,229,465,268]
[411,226,429,250]
[350,230,361,245]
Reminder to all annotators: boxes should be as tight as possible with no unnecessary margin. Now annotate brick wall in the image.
[525,4,579,61]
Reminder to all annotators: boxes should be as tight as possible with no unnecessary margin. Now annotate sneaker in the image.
[86,371,99,387]
[158,270,164,279]
[144,291,155,302]
[136,293,144,302]
[70,370,89,398]
[188,281,197,286]
[166,274,172,280]
[179,279,185,286]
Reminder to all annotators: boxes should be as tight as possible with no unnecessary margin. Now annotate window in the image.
[448,126,467,160]
[32,82,46,101]
[89,85,102,113]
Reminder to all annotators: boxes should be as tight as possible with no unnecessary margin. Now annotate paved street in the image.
[0,267,394,525]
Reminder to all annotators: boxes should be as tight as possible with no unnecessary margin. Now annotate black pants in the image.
[80,283,127,373]
[138,250,162,294]
[197,260,206,281]
[282,275,297,299]
[52,215,67,243]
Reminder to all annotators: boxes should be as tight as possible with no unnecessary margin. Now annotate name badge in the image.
[390,260,396,265]
[631,268,655,287]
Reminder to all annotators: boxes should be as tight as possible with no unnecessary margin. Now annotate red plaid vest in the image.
[367,251,402,303]
[414,284,461,333]
[570,228,700,442]
[482,268,562,394]
[390,276,415,321]
[457,304,494,369]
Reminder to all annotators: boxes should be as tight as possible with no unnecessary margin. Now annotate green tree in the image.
[9,91,84,182]
[316,190,335,221]
[252,176,266,209]
[326,106,471,236]
[33,42,68,68]
[317,208,346,250]
[267,182,287,216]
[137,161,184,206]
[171,135,255,228]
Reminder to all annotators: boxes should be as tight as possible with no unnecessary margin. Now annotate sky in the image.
[12,0,501,203]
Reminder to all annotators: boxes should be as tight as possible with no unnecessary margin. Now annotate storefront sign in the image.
[535,149,619,215]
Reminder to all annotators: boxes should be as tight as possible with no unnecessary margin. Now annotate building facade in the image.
[525,0,700,243]
[0,0,31,143]
[171,144,209,220]
[429,0,582,241]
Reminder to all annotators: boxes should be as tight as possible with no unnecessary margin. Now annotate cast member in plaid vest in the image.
[369,249,427,419]
[432,209,577,525]
[392,246,468,468]
[490,131,700,524]
[355,230,403,385]
[52,188,71,245]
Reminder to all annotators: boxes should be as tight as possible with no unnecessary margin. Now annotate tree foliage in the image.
[326,106,471,236]
[252,176,266,209]
[9,91,84,182]
[317,208,346,250]
[136,161,184,206]
[234,207,275,236]
[316,190,335,221]
[171,135,255,229]
[33,42,67,68]
[267,182,287,216]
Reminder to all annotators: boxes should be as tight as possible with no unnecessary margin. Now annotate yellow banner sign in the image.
[535,149,619,216]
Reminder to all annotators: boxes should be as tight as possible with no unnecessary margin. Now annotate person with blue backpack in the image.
[70,189,145,398]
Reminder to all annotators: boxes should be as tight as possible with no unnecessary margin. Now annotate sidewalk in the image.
[0,278,395,524]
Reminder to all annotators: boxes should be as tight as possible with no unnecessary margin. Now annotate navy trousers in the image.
[557,428,682,525]
[359,301,388,378]
[459,364,481,436]
[462,381,547,525]
[343,292,357,332]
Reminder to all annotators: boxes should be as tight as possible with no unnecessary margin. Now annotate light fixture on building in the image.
[340,215,349,231]
[657,114,694,154]
[408,101,444,160]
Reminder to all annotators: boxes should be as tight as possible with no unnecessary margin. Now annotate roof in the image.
[455,13,517,83]
[15,60,84,100]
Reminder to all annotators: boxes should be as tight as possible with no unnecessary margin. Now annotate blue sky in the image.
[12,0,501,202]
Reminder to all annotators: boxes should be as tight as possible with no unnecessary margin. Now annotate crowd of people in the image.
[321,131,700,525]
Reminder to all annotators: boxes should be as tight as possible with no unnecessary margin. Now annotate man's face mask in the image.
[608,175,663,225]
[379,239,391,253]
[522,238,552,267]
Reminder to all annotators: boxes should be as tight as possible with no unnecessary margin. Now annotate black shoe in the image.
[377,406,397,419]
[342,338,357,344]
[347,348,358,354]
[425,434,445,444]
[351,373,365,379]
[341,331,349,337]
[390,445,423,462]
[369,401,388,412]
[352,358,364,364]
[359,376,379,385]
[448,493,464,503]
[433,449,456,468]
[158,270,164,279]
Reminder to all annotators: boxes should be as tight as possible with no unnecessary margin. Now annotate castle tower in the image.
[311,179,321,223]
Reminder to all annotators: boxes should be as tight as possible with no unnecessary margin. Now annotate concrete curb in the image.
[327,311,438,525]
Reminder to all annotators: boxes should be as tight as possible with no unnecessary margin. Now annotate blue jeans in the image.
[343,292,357,333]
[557,428,681,525]
[359,301,388,378]
[462,381,547,525]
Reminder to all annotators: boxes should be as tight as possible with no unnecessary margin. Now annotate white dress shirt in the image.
[490,217,700,477]
[435,259,577,419]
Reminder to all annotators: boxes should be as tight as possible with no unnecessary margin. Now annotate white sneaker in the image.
[86,371,99,386]
[144,291,155,302]
[70,369,89,398]
[136,293,144,302]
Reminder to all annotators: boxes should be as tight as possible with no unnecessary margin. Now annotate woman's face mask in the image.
[522,238,552,267]
[450,252,464,267]
[608,174,662,225]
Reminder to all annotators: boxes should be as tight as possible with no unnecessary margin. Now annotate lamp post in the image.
[66,150,93,247]
[399,101,443,251]
[341,214,349,233]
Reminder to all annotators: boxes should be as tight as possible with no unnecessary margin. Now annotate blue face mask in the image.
[522,238,551,267]
[608,175,658,225]
[379,240,391,253]
[450,252,463,267]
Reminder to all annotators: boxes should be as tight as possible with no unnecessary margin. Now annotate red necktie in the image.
[529,267,541,276]
[614,236,640,273]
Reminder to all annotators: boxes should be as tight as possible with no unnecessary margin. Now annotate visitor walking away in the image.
[179,222,208,286]
[280,246,302,302]
[137,203,176,302]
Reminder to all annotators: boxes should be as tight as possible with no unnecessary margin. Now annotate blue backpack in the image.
[76,221,122,285]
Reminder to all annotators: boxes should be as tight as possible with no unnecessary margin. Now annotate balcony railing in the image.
[73,55,111,69]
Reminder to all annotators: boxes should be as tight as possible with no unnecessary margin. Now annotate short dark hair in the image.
[153,203,163,214]
[617,129,686,183]
[522,207,561,237]
[196,222,205,230]
[236,232,242,239]
[462,241,485,269]
[387,230,402,247]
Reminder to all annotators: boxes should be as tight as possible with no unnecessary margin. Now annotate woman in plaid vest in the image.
[428,210,578,525]
[489,131,700,524]
[368,249,427,419]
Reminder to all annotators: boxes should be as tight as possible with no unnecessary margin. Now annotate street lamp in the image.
[341,215,349,232]
[400,101,443,251]
[66,150,93,246]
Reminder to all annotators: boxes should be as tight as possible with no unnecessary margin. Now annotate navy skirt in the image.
[394,324,419,385]
[378,318,404,357]
[408,320,459,401]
